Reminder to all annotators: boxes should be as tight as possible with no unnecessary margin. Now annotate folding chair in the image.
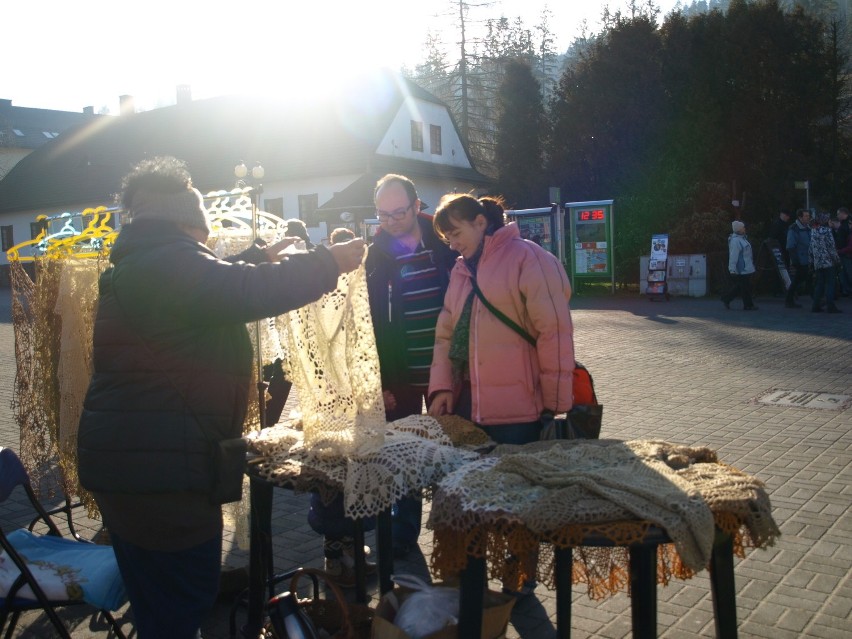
[0,447,128,638]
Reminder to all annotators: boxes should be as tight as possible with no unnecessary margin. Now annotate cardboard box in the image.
[371,584,514,639]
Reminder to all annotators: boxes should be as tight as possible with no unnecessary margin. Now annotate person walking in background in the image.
[330,227,357,244]
[769,210,791,264]
[767,210,791,297]
[834,207,852,296]
[363,174,457,558]
[809,212,842,313]
[721,221,757,311]
[785,208,812,308]
[284,218,315,250]
[76,157,365,638]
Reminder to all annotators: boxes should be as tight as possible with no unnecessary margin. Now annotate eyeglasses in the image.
[376,203,413,222]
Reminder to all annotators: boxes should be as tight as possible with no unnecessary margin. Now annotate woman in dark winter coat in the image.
[77,156,364,639]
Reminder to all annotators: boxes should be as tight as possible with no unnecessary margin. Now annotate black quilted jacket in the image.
[78,219,339,496]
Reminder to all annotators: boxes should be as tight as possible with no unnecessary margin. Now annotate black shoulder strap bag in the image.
[468,278,602,440]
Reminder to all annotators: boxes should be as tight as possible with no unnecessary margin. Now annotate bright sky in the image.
[6,0,679,114]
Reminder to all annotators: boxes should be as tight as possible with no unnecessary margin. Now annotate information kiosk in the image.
[505,205,564,263]
[566,200,615,292]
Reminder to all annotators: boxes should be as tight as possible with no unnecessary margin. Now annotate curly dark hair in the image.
[120,156,194,211]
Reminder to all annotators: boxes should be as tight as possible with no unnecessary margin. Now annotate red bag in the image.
[573,361,598,406]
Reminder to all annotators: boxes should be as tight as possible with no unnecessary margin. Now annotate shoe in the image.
[721,299,730,310]
[744,306,758,311]
[827,305,842,313]
[785,302,802,308]
[811,307,824,313]
[324,553,377,589]
[323,538,376,589]
[501,580,537,599]
[324,557,357,588]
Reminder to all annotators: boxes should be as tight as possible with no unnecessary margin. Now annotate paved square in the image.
[1,290,849,638]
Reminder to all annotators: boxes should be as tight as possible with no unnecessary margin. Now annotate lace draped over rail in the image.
[9,193,273,519]
[248,415,481,519]
[428,439,779,599]
[271,264,387,458]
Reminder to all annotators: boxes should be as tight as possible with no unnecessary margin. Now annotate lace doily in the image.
[249,415,479,519]
[271,263,387,458]
[428,439,779,598]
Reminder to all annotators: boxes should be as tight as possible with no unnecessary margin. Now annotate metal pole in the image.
[250,187,268,428]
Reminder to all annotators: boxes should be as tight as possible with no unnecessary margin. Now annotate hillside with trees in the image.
[409,0,852,287]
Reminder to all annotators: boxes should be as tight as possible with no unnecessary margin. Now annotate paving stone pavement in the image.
[0,288,849,638]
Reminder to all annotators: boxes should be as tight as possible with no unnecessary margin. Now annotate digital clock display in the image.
[577,209,605,222]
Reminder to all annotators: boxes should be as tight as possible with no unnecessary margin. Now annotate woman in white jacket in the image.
[721,220,757,311]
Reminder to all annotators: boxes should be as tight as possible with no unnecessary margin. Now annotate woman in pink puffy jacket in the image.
[427,194,575,446]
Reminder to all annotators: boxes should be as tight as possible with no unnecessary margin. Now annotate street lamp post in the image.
[235,161,265,239]
[234,161,268,428]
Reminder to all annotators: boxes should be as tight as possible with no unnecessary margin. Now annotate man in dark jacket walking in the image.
[77,156,364,639]
[366,174,457,556]
[785,208,812,308]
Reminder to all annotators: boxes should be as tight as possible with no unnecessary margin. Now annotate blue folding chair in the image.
[0,447,128,638]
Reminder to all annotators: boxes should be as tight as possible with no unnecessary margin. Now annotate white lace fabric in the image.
[272,265,387,458]
[249,415,480,518]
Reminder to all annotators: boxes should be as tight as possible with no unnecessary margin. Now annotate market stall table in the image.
[242,418,482,637]
[428,439,780,639]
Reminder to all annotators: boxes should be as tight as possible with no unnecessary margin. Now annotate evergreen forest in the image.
[408,0,852,287]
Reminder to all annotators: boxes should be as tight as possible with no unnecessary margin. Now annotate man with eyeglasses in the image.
[365,173,457,558]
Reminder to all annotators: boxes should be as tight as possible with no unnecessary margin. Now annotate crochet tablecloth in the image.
[427,439,780,599]
[247,414,482,519]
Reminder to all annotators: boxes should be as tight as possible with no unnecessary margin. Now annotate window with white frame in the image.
[430,125,442,155]
[298,194,319,226]
[411,120,423,152]
[1,226,14,252]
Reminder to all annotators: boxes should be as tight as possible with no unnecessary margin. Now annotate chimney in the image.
[83,106,94,115]
[119,95,135,116]
[176,84,192,105]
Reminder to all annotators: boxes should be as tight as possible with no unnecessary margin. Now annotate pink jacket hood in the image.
[428,222,575,425]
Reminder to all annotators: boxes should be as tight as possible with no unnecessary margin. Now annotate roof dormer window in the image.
[12,129,24,136]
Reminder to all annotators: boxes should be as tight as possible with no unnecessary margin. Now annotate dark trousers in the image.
[110,531,221,639]
[386,386,428,546]
[786,262,811,303]
[722,274,754,309]
[839,256,852,294]
[812,266,837,309]
[308,493,376,539]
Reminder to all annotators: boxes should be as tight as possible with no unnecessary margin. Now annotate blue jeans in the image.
[109,531,221,639]
[456,382,542,445]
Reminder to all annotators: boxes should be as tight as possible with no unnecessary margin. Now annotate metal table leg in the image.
[376,507,394,595]
[554,547,573,639]
[457,554,487,638]
[246,476,274,637]
[629,543,657,639]
[709,530,738,639]
[352,518,367,604]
